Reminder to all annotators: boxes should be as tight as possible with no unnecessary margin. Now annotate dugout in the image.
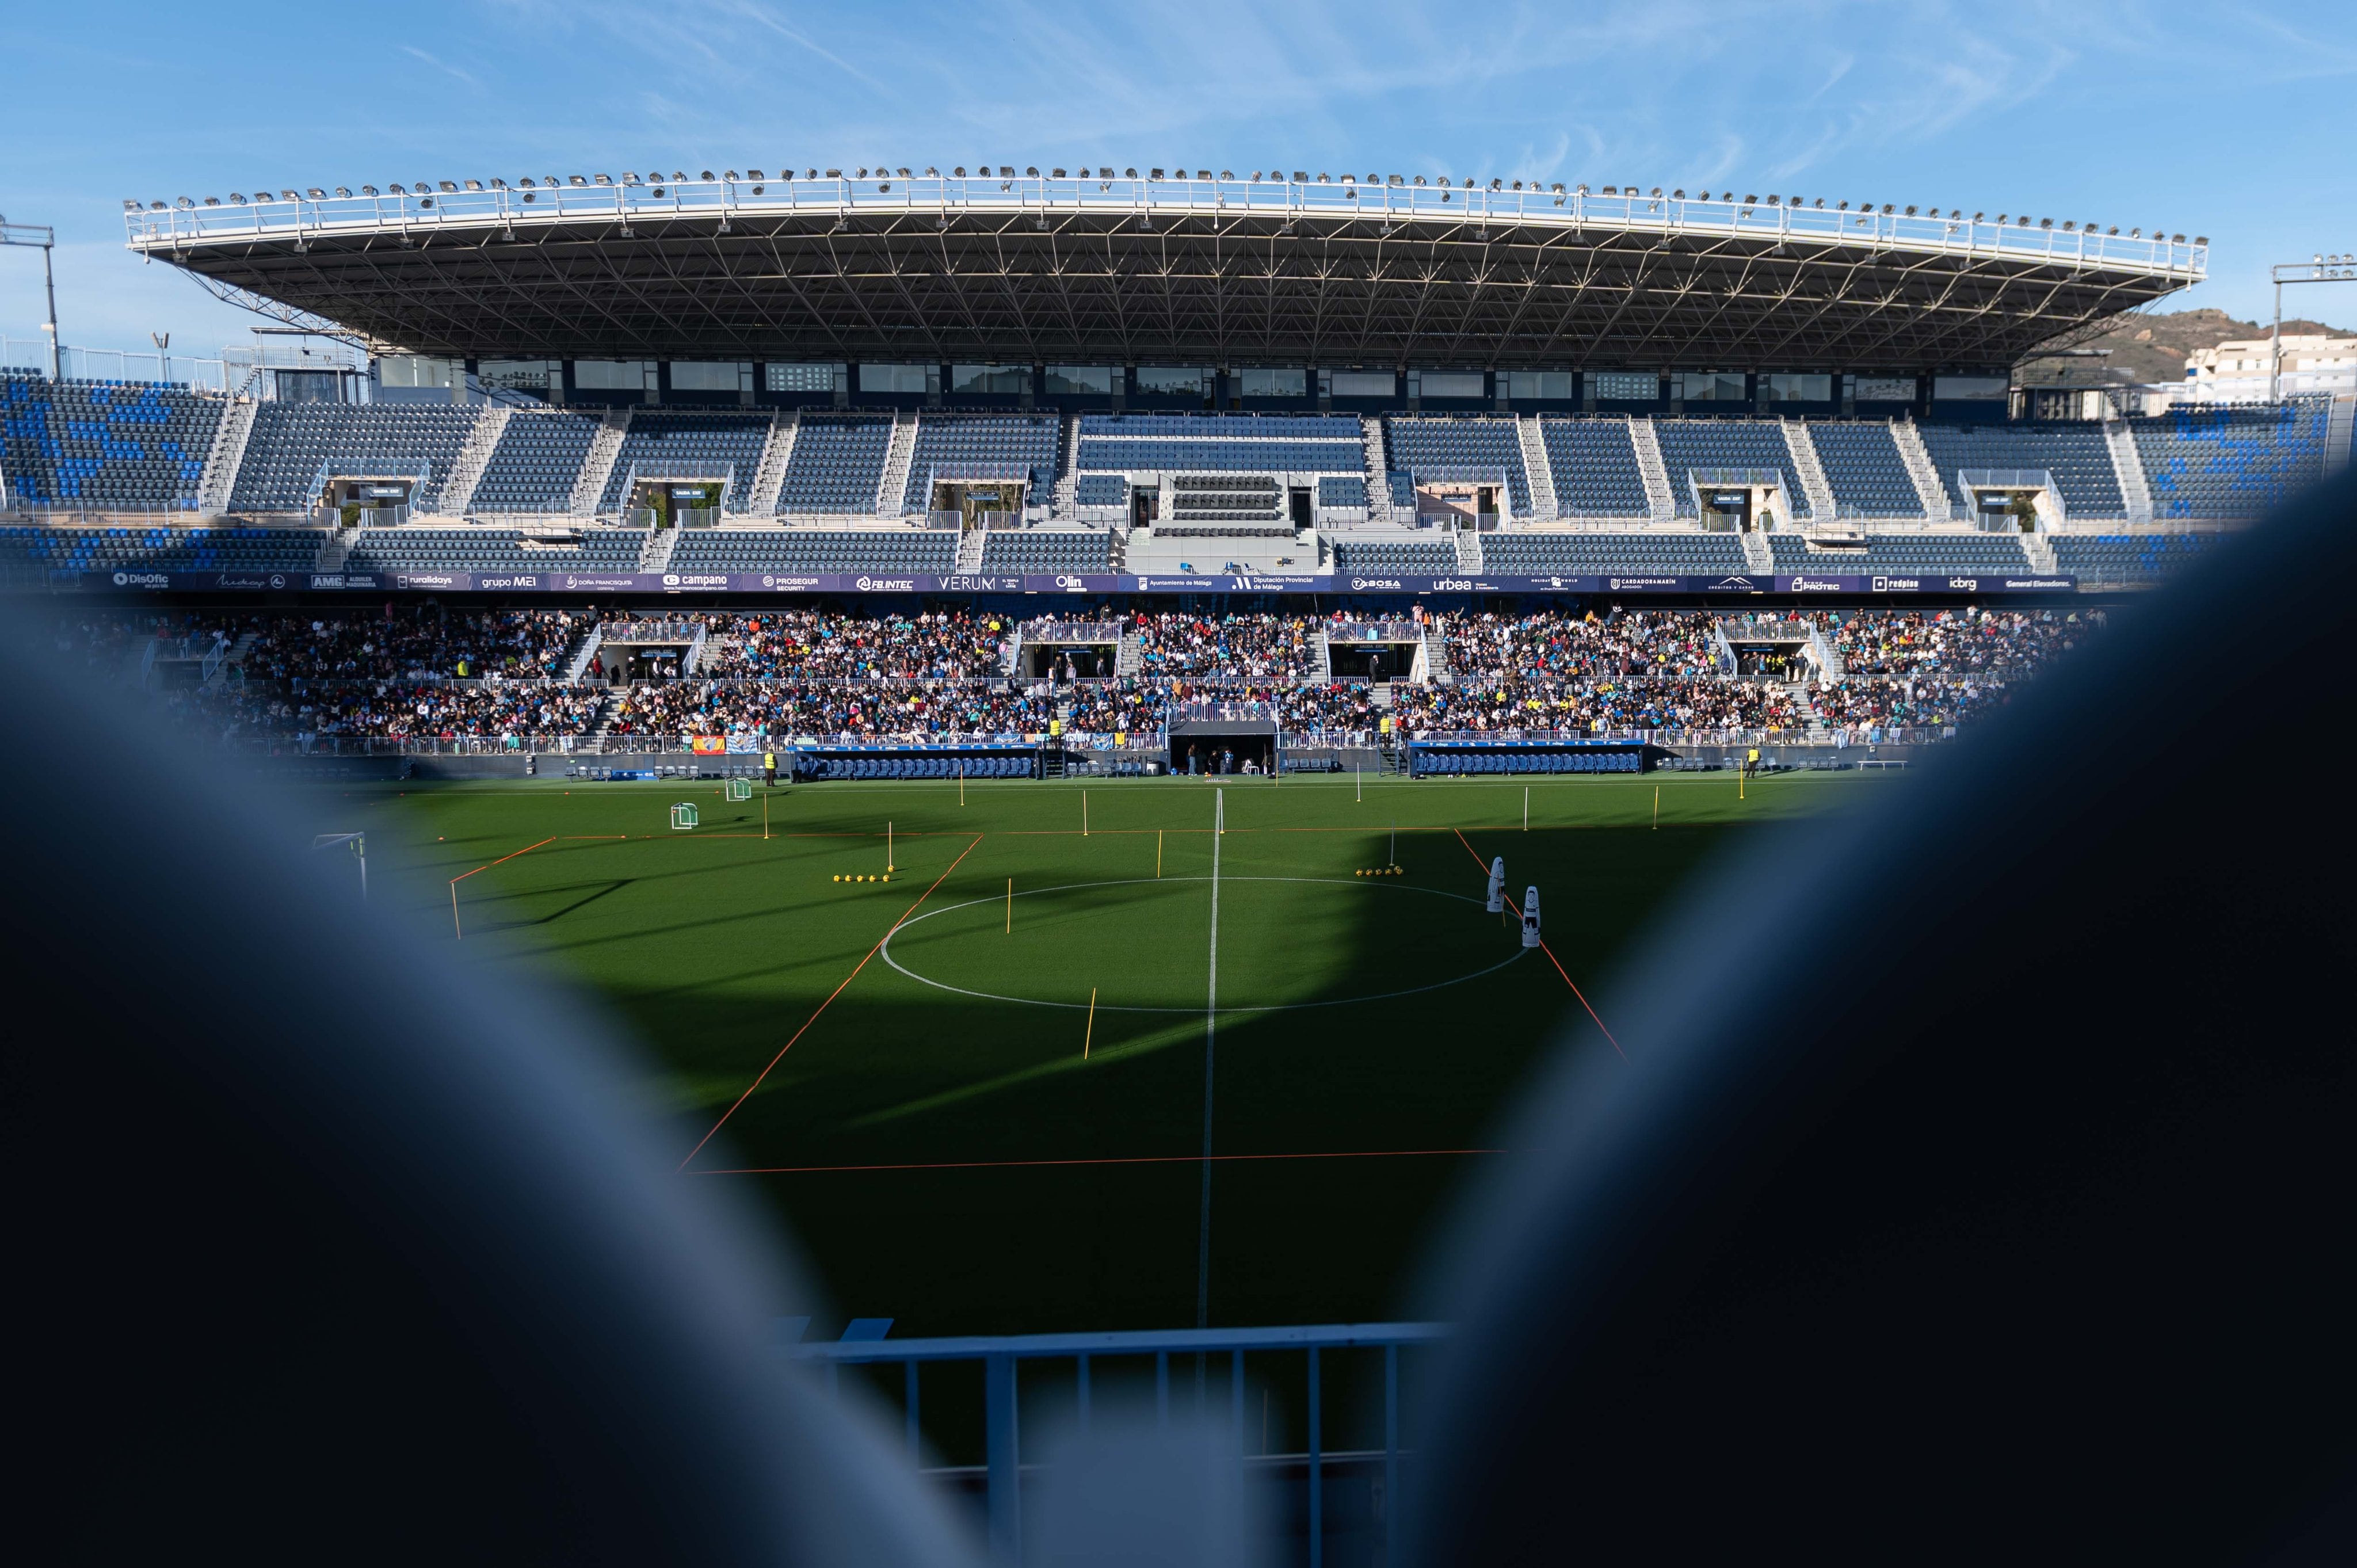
[1169,719,1276,776]
[323,476,417,527]
[790,743,1040,783]
[1409,739,1673,777]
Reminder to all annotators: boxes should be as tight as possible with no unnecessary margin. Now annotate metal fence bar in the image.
[983,1351,1019,1562]
[1307,1345,1324,1568]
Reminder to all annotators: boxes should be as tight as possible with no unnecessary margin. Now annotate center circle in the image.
[879,875,1528,1014]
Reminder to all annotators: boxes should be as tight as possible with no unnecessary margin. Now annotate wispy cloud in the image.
[398,45,480,90]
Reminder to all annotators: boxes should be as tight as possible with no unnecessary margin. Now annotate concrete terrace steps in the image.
[1890,421,1950,521]
[571,409,631,516]
[1628,417,1676,521]
[198,399,258,518]
[748,412,799,516]
[1516,415,1558,520]
[434,405,509,518]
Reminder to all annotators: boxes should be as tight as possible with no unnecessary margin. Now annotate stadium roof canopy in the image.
[125,173,2206,371]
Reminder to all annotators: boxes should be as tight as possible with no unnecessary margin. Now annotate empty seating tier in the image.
[472,411,600,512]
[345,528,644,574]
[902,414,1063,512]
[1916,424,2125,517]
[1382,417,1531,514]
[977,531,1116,573]
[778,418,893,514]
[1537,419,1648,516]
[1317,476,1367,508]
[2050,531,2224,582]
[1332,537,1455,573]
[666,530,958,574]
[2129,400,2328,520]
[1077,413,1363,474]
[1481,532,1750,576]
[1767,533,2030,575]
[1168,474,1284,528]
[1807,424,1923,517]
[0,525,322,573]
[1,376,222,509]
[599,412,774,512]
[1653,421,1804,518]
[230,403,482,514]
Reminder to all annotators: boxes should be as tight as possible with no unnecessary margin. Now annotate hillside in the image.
[2039,307,2356,384]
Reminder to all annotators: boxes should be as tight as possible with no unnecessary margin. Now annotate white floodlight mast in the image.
[0,220,60,378]
[2270,256,2357,402]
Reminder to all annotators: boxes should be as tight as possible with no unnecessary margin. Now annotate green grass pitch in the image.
[360,769,1872,1334]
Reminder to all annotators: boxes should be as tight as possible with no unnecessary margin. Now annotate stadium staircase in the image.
[1891,421,1950,520]
[1417,624,1451,685]
[1516,415,1559,520]
[313,522,361,571]
[1629,418,1677,521]
[955,528,987,571]
[432,406,509,518]
[197,398,258,518]
[1454,525,1483,573]
[205,631,260,688]
[2328,395,2356,477]
[1000,625,1024,677]
[747,413,798,516]
[1782,419,1837,523]
[571,409,631,518]
[1311,629,1333,680]
[2020,527,2058,574]
[638,527,678,572]
[1740,528,1775,574]
[563,626,604,682]
[875,411,920,516]
[1051,416,1082,517]
[1115,631,1141,677]
[2104,421,2154,524]
[1360,418,1396,522]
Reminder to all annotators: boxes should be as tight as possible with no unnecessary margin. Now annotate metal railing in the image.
[790,1321,1447,1566]
[124,176,2209,280]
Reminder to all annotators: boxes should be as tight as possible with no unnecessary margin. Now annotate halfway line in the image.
[677,833,984,1171]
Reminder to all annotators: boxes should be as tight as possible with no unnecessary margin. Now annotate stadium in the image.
[10,163,2356,1565]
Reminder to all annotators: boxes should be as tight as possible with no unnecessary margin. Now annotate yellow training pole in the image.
[1084,790,1089,837]
[1157,827,1163,878]
[1084,987,1097,1059]
[960,764,966,807]
[1653,784,1660,830]
[1006,878,1012,933]
[763,789,769,841]
[1524,785,1529,831]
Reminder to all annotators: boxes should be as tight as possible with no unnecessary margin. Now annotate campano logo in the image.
[662,573,680,586]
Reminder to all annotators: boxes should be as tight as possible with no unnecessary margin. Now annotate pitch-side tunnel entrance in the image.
[1168,719,1276,777]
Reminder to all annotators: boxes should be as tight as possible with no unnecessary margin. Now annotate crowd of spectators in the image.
[48,602,2102,748]
[696,611,1007,679]
[1130,612,1322,678]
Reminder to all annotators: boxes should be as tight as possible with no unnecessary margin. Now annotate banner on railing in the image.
[82,568,2077,596]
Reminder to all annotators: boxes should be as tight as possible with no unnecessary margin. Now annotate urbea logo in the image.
[1434,578,1473,591]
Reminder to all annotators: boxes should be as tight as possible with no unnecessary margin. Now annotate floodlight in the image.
[953,167,966,177]
[1576,184,1587,194]
[1767,195,1780,206]
[804,169,816,178]
[1125,169,1136,178]
[437,181,456,192]
[897,167,910,177]
[2062,221,2074,231]
[123,198,139,210]
[1152,168,1166,179]
[1099,167,1113,178]
[1837,200,1848,210]
[2175,234,2187,243]
[1814,197,1825,208]
[1051,167,1066,177]
[855,167,867,178]
[825,167,842,178]
[698,169,714,180]
[1882,204,1894,215]
[2129,227,2139,237]
[1745,193,1757,204]
[1414,176,1427,186]
[1000,165,1013,177]
[204,197,219,206]
[2040,218,2052,228]
[1292,170,1306,182]
[150,201,166,210]
[924,167,938,176]
[569,176,587,186]
[282,189,300,200]
[1551,182,1565,193]
[389,184,407,194]
[1490,178,1502,189]
[749,169,764,180]
[1025,166,1038,176]
[303,186,323,199]
[361,186,377,197]
[230,192,247,203]
[1225,170,1237,181]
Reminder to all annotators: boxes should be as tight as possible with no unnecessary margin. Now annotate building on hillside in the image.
[2183,335,2357,402]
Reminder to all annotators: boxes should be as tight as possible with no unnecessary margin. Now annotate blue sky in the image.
[7,0,2354,363]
